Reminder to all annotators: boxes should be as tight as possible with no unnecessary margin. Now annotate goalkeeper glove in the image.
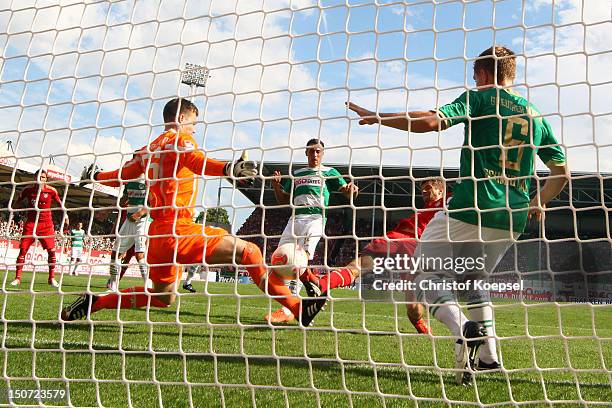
[79,164,101,187]
[223,151,257,187]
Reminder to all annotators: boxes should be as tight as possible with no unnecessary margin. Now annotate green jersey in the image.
[438,87,565,233]
[70,229,85,249]
[281,166,347,216]
[125,178,147,215]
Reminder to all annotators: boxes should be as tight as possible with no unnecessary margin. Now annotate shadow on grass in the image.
[148,354,612,391]
[4,319,289,349]
[3,321,609,394]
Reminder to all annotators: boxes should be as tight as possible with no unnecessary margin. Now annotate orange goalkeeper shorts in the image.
[147,218,227,284]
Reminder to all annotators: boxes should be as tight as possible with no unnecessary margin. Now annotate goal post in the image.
[0,1,610,407]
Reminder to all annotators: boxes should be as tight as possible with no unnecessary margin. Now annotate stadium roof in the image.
[236,162,612,238]
[239,162,612,208]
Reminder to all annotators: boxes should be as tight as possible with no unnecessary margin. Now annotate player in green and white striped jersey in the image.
[69,222,85,276]
[265,139,359,323]
[106,174,151,291]
[348,46,569,384]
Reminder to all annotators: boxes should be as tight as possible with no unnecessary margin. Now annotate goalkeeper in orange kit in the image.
[61,97,326,326]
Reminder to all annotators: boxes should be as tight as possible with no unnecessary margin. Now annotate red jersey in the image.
[96,129,227,221]
[19,185,61,225]
[393,195,449,239]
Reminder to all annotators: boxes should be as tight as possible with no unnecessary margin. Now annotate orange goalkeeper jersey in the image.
[96,129,226,221]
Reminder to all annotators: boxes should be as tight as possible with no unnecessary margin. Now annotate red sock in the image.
[91,287,168,312]
[241,242,300,316]
[319,268,354,293]
[47,250,56,280]
[299,268,319,285]
[15,253,26,280]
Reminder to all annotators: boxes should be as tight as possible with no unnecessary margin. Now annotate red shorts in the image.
[20,222,55,250]
[147,218,227,284]
[362,230,417,258]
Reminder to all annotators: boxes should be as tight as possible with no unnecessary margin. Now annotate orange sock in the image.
[410,317,430,334]
[241,242,300,316]
[92,287,168,312]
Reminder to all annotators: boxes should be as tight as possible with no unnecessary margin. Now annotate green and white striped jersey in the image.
[125,177,147,215]
[281,166,347,216]
[70,229,85,249]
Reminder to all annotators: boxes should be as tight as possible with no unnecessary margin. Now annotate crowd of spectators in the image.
[236,207,290,262]
[235,207,381,269]
[0,216,22,239]
[495,238,612,275]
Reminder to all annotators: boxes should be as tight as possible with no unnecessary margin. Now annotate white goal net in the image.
[1,0,611,407]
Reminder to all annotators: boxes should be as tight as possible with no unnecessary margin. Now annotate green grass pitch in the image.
[0,271,610,407]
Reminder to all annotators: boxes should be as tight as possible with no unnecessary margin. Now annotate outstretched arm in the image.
[181,148,226,176]
[179,136,256,181]
[346,102,446,133]
[94,158,145,187]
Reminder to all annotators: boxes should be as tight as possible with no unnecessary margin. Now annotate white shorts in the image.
[279,215,324,260]
[71,247,83,259]
[414,212,520,303]
[416,212,520,273]
[114,217,149,254]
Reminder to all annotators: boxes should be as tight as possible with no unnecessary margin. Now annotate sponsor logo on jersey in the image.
[295,177,322,187]
[182,140,195,151]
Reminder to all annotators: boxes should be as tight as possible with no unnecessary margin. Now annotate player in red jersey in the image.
[61,97,326,326]
[11,170,68,287]
[300,178,447,333]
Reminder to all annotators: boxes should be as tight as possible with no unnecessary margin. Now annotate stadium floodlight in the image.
[181,63,209,97]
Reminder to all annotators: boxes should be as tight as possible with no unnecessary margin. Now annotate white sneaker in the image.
[144,278,153,290]
[106,277,119,292]
[9,279,20,287]
[48,278,60,288]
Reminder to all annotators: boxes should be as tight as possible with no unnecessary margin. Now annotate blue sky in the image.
[1,0,610,230]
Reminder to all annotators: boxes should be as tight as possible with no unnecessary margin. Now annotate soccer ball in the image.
[270,243,309,279]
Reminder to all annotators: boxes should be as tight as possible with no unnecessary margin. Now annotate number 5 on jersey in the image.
[500,117,529,172]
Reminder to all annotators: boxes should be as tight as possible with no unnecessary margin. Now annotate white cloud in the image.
[512,0,612,174]
[2,0,611,231]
